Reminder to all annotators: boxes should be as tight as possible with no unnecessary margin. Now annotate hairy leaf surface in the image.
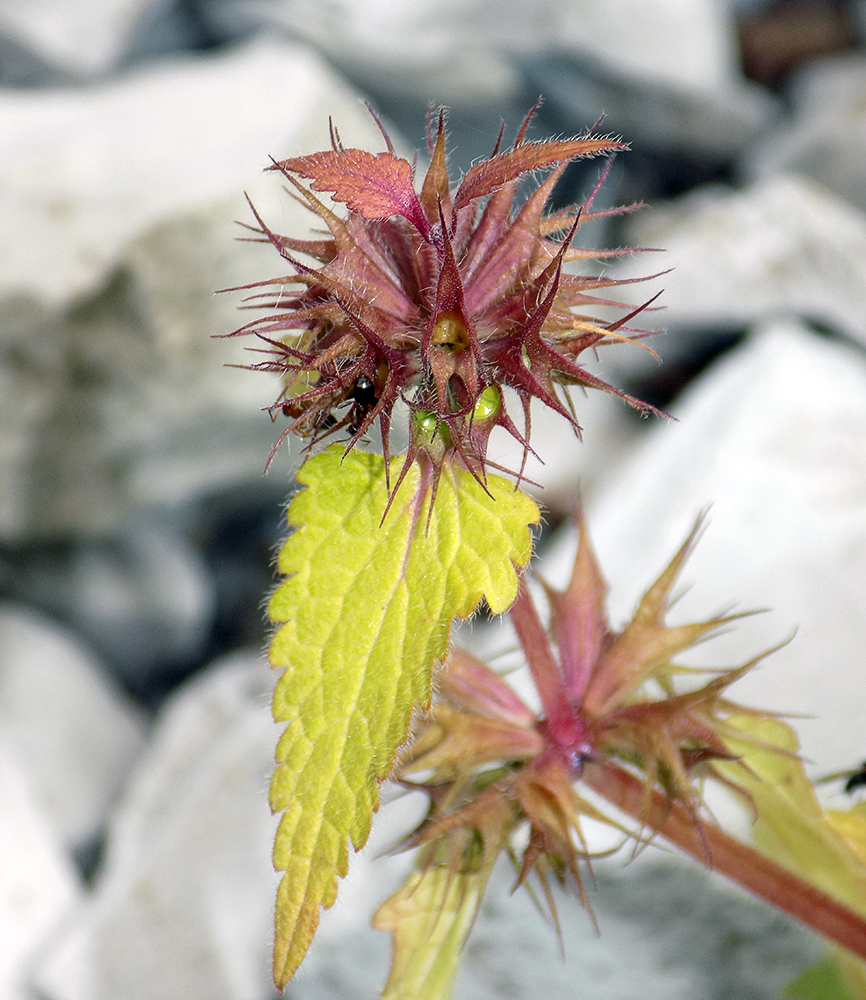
[275,149,428,233]
[720,715,866,917]
[268,446,538,988]
[453,137,626,210]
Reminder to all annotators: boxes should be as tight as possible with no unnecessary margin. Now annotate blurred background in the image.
[2,1,866,998]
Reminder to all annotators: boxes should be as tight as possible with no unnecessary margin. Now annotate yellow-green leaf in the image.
[268,446,539,989]
[719,714,866,918]
[372,865,489,1000]
[784,955,860,1000]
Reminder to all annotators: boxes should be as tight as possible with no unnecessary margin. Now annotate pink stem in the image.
[585,760,866,961]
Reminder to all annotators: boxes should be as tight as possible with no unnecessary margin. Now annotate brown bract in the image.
[225,105,665,498]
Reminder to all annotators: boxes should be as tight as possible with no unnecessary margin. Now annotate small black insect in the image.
[347,374,378,433]
[351,374,377,408]
[845,761,866,794]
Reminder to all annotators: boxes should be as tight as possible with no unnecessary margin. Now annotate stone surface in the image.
[211,0,777,158]
[10,521,216,690]
[0,40,388,541]
[0,604,146,848]
[615,173,866,358]
[285,827,818,1000]
[524,0,779,158]
[0,748,82,1000]
[206,0,526,109]
[0,39,381,311]
[539,319,866,795]
[486,385,654,519]
[744,53,866,215]
[34,652,281,1000]
[0,0,163,80]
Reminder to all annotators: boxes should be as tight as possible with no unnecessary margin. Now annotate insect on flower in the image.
[225,103,666,500]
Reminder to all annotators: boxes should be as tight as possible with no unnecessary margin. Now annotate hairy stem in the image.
[585,759,866,961]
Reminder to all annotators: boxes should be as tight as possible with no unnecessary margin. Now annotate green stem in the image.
[585,759,866,961]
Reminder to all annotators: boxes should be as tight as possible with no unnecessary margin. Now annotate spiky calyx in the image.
[394,516,776,913]
[227,105,663,498]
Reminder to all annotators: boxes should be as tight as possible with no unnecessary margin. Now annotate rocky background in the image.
[2,1,866,998]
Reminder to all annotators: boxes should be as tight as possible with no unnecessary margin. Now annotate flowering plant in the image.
[227,106,866,998]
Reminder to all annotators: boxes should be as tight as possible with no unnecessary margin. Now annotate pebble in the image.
[33,652,281,1000]
[0,604,146,849]
[0,748,82,1000]
[8,522,216,692]
[615,172,866,359]
[526,0,779,158]
[0,0,160,81]
[3,7,864,997]
[0,40,387,541]
[744,53,866,215]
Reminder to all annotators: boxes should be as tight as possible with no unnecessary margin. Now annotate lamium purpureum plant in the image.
[225,106,866,998]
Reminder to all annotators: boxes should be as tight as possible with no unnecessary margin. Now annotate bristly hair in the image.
[222,104,666,501]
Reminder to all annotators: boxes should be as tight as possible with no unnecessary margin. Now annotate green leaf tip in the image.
[267,445,539,989]
[372,866,490,1000]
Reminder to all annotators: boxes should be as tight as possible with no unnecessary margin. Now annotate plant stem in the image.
[585,759,866,961]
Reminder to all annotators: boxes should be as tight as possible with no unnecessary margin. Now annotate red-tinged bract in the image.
[227,106,663,496]
[395,516,779,916]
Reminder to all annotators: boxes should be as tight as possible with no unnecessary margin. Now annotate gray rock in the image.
[615,173,866,359]
[530,55,777,160]
[206,0,778,160]
[293,848,817,999]
[540,319,866,793]
[206,0,527,110]
[530,0,779,158]
[454,854,816,1000]
[487,386,655,519]
[0,0,164,80]
[32,646,425,1000]
[0,39,380,309]
[744,53,866,215]
[0,40,390,541]
[36,655,432,999]
[0,605,146,848]
[0,747,82,1000]
[12,522,216,688]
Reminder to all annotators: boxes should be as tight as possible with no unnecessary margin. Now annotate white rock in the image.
[35,652,282,1000]
[0,605,146,848]
[744,53,866,214]
[451,853,813,999]
[0,40,391,540]
[528,0,778,157]
[210,0,526,109]
[556,0,739,91]
[0,0,163,78]
[616,173,866,354]
[0,748,82,1000]
[223,0,777,155]
[0,40,382,310]
[539,319,866,794]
